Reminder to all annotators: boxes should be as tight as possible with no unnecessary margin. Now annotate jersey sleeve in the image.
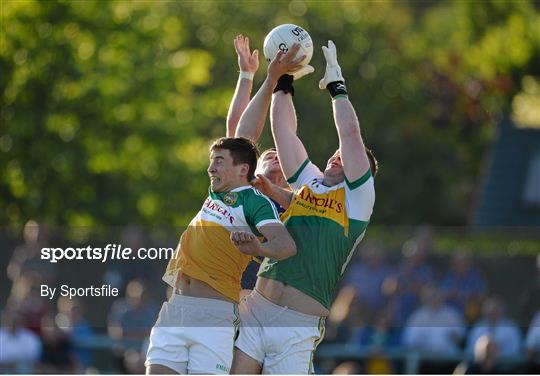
[286,159,323,192]
[344,169,375,222]
[245,190,282,230]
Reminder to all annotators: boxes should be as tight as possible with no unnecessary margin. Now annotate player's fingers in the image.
[287,43,300,57]
[274,49,285,62]
[251,180,262,189]
[240,232,250,243]
[257,174,271,185]
[231,232,242,243]
[291,54,306,66]
[252,49,259,60]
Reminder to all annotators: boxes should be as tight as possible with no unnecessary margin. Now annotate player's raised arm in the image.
[236,44,310,142]
[270,81,309,179]
[226,35,259,137]
[319,41,371,182]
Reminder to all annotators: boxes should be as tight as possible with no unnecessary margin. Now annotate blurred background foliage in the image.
[1,0,539,228]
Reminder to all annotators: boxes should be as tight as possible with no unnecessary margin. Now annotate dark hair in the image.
[210,137,259,181]
[365,147,379,177]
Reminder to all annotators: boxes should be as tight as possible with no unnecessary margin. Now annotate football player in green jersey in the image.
[231,41,377,374]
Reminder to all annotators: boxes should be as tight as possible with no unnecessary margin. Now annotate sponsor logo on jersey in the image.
[297,188,343,213]
[203,198,235,224]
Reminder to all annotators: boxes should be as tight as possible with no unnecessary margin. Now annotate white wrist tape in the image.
[239,71,254,80]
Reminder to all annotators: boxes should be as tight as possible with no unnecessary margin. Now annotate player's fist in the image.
[319,40,344,89]
[230,231,261,256]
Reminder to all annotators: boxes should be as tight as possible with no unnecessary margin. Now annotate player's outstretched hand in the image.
[234,35,259,74]
[319,40,344,89]
[230,231,261,256]
[268,44,312,81]
[250,174,275,197]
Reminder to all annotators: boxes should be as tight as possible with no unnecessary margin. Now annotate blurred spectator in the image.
[56,297,94,370]
[6,220,54,286]
[403,285,465,373]
[332,360,363,374]
[6,221,57,324]
[15,282,52,335]
[107,278,159,373]
[327,286,366,344]
[37,313,77,373]
[123,338,149,374]
[440,250,487,323]
[525,311,540,373]
[403,285,465,356]
[107,278,159,339]
[384,228,435,326]
[519,253,540,325]
[340,242,394,319]
[352,308,401,349]
[455,334,507,374]
[466,297,522,359]
[0,307,42,373]
[351,308,400,374]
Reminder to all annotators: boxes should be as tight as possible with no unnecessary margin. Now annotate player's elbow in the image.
[276,236,297,260]
[235,128,257,141]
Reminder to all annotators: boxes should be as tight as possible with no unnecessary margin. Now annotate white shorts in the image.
[145,294,239,374]
[235,289,325,374]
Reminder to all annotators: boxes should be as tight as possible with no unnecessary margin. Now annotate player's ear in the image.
[239,163,250,178]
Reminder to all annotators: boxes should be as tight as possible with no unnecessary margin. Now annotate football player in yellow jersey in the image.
[145,137,296,375]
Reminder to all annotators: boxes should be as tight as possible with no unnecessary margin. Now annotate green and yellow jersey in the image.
[164,186,281,303]
[258,159,375,309]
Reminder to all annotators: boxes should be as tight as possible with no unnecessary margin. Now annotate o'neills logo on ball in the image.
[224,192,238,205]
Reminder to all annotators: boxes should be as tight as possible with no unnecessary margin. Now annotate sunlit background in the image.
[1,0,539,374]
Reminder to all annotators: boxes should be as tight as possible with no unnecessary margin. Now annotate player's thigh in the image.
[188,326,236,374]
[263,326,324,374]
[263,348,315,374]
[231,347,262,374]
[144,300,190,372]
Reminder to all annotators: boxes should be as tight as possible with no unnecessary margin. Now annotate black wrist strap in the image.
[327,81,348,98]
[274,74,294,96]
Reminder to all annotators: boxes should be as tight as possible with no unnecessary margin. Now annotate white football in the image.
[263,24,313,67]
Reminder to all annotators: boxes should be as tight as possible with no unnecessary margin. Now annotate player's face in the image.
[256,150,282,176]
[207,149,247,192]
[323,150,345,185]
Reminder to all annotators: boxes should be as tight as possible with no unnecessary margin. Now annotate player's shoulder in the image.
[241,187,280,221]
[345,169,374,191]
[241,186,276,208]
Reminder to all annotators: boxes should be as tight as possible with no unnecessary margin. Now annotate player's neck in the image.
[223,179,251,192]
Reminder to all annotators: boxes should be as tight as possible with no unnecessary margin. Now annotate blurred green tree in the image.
[1,0,538,227]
